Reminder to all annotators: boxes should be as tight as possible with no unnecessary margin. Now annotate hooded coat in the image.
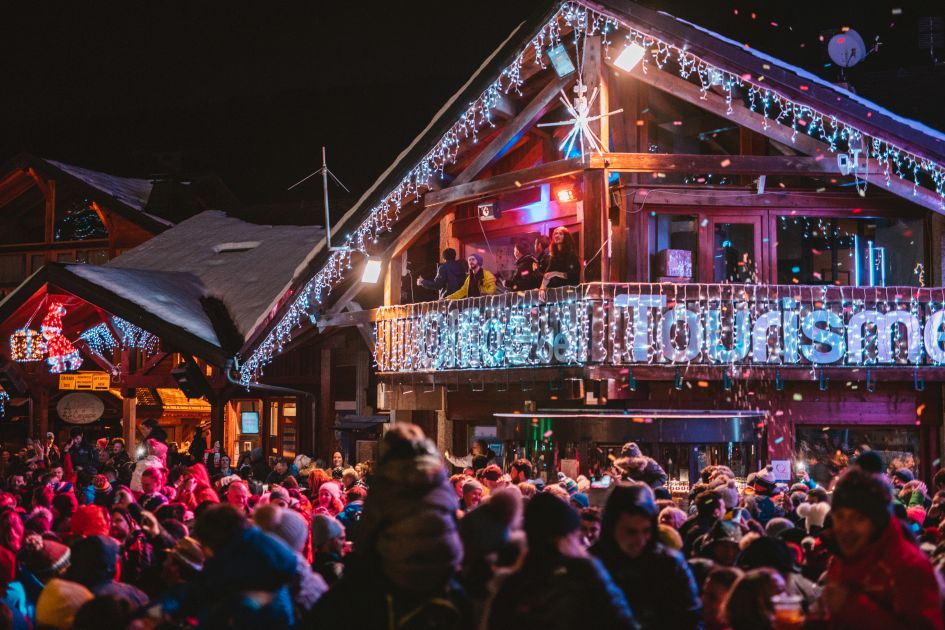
[307,424,469,629]
[591,484,703,630]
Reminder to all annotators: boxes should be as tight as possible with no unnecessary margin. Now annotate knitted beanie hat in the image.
[70,505,109,538]
[255,505,309,553]
[620,442,643,458]
[765,517,795,539]
[712,478,740,510]
[311,514,344,548]
[831,466,893,533]
[169,536,205,572]
[524,492,580,548]
[796,501,831,532]
[35,578,93,630]
[21,534,71,578]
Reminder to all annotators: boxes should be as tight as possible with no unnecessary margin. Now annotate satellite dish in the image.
[828,30,867,68]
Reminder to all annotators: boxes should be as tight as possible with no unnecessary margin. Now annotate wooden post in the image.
[384,255,403,306]
[319,348,333,461]
[36,388,49,441]
[210,399,225,452]
[581,36,610,282]
[261,398,272,459]
[122,390,137,456]
[44,180,56,255]
[582,169,607,282]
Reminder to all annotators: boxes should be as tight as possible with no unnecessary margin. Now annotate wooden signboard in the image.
[59,372,110,391]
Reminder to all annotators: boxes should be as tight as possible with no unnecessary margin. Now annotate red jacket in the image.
[825,518,944,629]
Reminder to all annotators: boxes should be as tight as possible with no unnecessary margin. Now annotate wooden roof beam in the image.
[615,62,945,214]
[590,152,858,176]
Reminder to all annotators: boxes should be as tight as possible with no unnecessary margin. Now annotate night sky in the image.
[1,0,940,217]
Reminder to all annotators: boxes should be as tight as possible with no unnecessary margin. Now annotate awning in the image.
[493,409,765,443]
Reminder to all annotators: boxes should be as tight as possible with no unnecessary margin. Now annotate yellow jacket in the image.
[447,270,496,299]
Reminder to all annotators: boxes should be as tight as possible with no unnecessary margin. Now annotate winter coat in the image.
[507,254,541,291]
[307,558,472,630]
[312,551,345,586]
[679,515,717,557]
[591,539,703,630]
[336,500,363,538]
[486,551,638,630]
[614,456,668,489]
[447,269,496,300]
[290,552,328,619]
[541,251,580,289]
[157,526,298,629]
[823,518,943,629]
[419,259,468,298]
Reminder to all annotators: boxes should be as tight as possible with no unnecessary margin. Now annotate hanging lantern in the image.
[9,328,44,362]
[41,302,82,374]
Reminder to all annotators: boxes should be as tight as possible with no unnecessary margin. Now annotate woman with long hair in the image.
[539,226,580,292]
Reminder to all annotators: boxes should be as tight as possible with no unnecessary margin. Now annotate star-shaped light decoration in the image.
[538,79,623,157]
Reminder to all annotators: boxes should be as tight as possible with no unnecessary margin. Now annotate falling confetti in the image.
[793,393,803,401]
[917,403,926,416]
[774,437,784,444]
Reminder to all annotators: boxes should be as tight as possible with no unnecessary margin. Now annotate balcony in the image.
[373,282,945,375]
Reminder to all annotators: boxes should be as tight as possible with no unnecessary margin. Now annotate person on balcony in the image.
[507,239,542,291]
[540,226,580,292]
[447,253,495,299]
[534,234,551,273]
[416,248,467,298]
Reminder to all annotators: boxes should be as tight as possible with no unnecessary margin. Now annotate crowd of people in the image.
[417,226,581,300]
[0,421,942,629]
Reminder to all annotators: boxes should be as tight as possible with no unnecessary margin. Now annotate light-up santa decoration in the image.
[41,302,82,373]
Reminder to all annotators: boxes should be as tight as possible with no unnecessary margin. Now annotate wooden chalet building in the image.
[0,154,237,298]
[0,210,322,461]
[235,0,945,487]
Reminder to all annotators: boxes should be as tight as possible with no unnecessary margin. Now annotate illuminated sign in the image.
[59,372,110,391]
[374,284,945,373]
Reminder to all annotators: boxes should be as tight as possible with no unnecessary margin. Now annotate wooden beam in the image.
[618,62,945,213]
[140,351,169,375]
[424,157,584,207]
[0,172,37,207]
[43,179,56,253]
[122,393,137,457]
[591,152,852,175]
[391,74,573,258]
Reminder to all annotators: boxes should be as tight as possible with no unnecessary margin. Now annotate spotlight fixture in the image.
[613,42,646,72]
[361,258,383,284]
[556,188,576,203]
[547,43,575,77]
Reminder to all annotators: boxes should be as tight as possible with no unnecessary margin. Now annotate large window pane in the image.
[778,216,924,286]
[714,223,757,283]
[795,426,919,489]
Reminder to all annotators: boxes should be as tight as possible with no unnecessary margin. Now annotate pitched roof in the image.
[239,0,945,383]
[2,154,239,233]
[108,210,324,344]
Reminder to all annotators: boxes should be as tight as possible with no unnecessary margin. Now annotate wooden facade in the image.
[243,0,945,482]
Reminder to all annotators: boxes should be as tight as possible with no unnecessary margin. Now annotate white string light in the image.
[240,1,945,385]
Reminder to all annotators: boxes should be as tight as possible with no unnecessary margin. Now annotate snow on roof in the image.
[67,265,220,347]
[663,13,945,146]
[109,210,324,343]
[42,159,160,214]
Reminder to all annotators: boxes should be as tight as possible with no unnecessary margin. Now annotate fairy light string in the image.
[240,1,945,385]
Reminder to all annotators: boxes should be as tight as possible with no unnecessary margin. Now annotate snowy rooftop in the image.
[68,266,219,347]
[108,210,324,344]
[43,159,162,217]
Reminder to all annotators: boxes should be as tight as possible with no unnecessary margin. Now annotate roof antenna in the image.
[288,146,351,251]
